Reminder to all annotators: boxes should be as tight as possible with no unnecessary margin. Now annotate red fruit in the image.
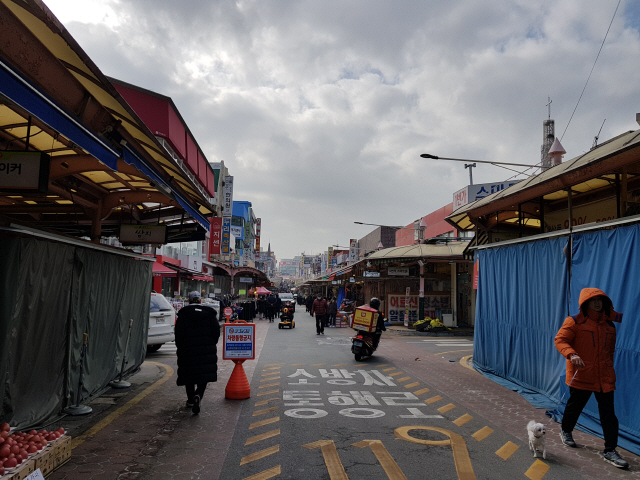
[0,465,4,475]
[0,445,9,458]
[27,445,37,454]
[56,427,65,434]
[9,445,19,455]
[5,457,17,468]
[19,448,27,458]
[0,423,9,433]
[0,431,8,440]
[28,430,37,435]
[15,453,23,463]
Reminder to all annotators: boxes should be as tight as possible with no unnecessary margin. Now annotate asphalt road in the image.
[216,311,578,480]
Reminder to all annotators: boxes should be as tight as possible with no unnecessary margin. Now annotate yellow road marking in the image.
[389,372,403,377]
[264,363,284,367]
[257,389,279,396]
[525,459,550,480]
[382,367,396,371]
[397,377,411,382]
[460,355,476,372]
[332,363,347,366]
[262,371,279,376]
[242,465,281,480]
[290,363,305,366]
[250,417,280,430]
[312,363,325,366]
[425,396,442,404]
[352,440,408,480]
[354,363,367,367]
[259,383,280,389]
[405,382,420,389]
[260,376,280,382]
[240,445,280,465]
[438,404,456,413]
[434,349,474,355]
[413,388,430,396]
[254,398,279,406]
[253,407,279,416]
[376,364,389,367]
[495,441,519,460]
[472,426,493,441]
[453,414,473,426]
[263,367,280,371]
[245,429,281,446]
[395,426,476,480]
[303,440,348,480]
[71,361,173,450]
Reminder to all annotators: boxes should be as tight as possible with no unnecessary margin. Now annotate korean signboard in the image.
[230,225,243,239]
[453,181,522,211]
[221,217,231,254]
[349,239,358,264]
[0,151,50,193]
[387,267,409,276]
[386,293,451,326]
[222,175,234,216]
[255,218,261,257]
[222,322,255,360]
[119,224,166,244]
[209,217,222,257]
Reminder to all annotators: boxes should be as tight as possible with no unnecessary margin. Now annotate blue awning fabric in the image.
[0,58,119,171]
[473,223,640,455]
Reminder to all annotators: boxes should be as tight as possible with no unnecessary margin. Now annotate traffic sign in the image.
[222,321,255,360]
[224,307,233,321]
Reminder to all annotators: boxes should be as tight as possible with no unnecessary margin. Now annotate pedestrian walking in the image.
[305,294,313,314]
[175,291,220,415]
[328,298,337,327]
[266,293,277,322]
[555,287,627,469]
[275,293,282,318]
[311,294,329,335]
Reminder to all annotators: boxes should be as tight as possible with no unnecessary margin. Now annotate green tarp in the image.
[0,233,152,428]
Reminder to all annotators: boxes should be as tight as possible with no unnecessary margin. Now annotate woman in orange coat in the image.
[555,288,627,469]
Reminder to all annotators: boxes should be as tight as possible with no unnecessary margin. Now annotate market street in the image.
[50,314,639,480]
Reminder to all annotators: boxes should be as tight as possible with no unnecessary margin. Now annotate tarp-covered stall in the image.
[474,221,640,454]
[0,228,152,428]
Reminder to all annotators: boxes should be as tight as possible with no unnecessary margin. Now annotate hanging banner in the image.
[255,218,261,258]
[209,217,222,258]
[222,175,234,216]
[221,217,231,254]
[119,224,167,244]
[349,239,358,264]
[0,151,50,193]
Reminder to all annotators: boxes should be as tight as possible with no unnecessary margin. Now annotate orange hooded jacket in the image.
[555,288,623,393]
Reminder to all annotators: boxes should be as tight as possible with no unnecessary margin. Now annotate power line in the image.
[560,0,621,141]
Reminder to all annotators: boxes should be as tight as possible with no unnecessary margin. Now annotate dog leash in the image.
[546,369,579,426]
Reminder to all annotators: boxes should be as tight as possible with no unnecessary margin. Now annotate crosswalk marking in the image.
[240,445,280,465]
[405,382,420,389]
[495,441,519,460]
[249,417,280,430]
[438,404,456,413]
[254,398,279,406]
[397,377,411,382]
[245,429,281,446]
[453,414,473,426]
[259,383,280,389]
[257,389,279,396]
[425,396,442,404]
[389,372,403,377]
[472,426,493,441]
[413,388,430,396]
[382,367,396,371]
[525,459,550,480]
[260,376,280,382]
[242,465,281,480]
[253,407,279,416]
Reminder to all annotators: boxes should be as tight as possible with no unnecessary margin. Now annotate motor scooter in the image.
[351,328,378,361]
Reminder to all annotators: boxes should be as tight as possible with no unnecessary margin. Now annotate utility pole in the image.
[464,163,476,185]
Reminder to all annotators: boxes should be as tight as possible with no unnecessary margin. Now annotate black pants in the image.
[316,314,326,333]
[561,387,618,451]
[185,383,207,402]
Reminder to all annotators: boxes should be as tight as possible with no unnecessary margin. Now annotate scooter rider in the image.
[370,297,386,348]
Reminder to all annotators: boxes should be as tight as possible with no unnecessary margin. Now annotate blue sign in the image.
[222,217,231,254]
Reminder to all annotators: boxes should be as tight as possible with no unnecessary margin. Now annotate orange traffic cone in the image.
[225,360,251,399]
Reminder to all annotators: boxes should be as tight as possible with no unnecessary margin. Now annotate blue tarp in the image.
[474,223,640,455]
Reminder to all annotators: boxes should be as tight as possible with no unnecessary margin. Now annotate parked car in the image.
[279,293,296,313]
[147,292,176,353]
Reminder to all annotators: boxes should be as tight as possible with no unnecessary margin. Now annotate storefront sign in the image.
[387,293,451,325]
[222,176,234,216]
[350,277,355,283]
[119,224,167,244]
[0,151,50,193]
[255,218,261,256]
[222,322,255,360]
[544,197,617,232]
[473,259,479,290]
[239,277,254,283]
[230,225,243,239]
[364,271,380,277]
[349,239,358,264]
[453,181,521,211]
[388,267,409,276]
[221,217,231,254]
[209,217,222,257]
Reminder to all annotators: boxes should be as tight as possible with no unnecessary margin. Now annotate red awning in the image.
[152,262,177,277]
[188,275,214,282]
[328,273,336,281]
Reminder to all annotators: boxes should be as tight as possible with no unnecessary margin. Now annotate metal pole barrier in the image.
[110,319,134,388]
[63,333,93,415]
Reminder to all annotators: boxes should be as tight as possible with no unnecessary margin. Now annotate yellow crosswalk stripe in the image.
[382,367,396,371]
[262,372,279,376]
[376,364,389,367]
[240,445,280,465]
[249,417,280,430]
[472,426,493,441]
[331,363,347,366]
[389,372,403,377]
[312,363,325,366]
[264,363,284,367]
[254,398,279,406]
[405,382,420,389]
[495,441,519,460]
[413,388,430,396]
[245,429,281,446]
[257,389,279,396]
[253,407,279,416]
[290,363,305,366]
[525,459,550,480]
[353,364,367,367]
[242,465,281,480]
[260,376,280,382]
[259,383,280,389]
[397,377,411,382]
[438,404,456,413]
[453,414,473,426]
[425,396,442,404]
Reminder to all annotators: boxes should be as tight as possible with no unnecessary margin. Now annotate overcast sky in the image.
[45,0,640,260]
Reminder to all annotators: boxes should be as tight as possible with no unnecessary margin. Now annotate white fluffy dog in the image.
[527,421,546,459]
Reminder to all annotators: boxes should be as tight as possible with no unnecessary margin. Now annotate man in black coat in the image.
[175,291,220,414]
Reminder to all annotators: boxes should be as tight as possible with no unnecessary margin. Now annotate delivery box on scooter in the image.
[351,305,379,332]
